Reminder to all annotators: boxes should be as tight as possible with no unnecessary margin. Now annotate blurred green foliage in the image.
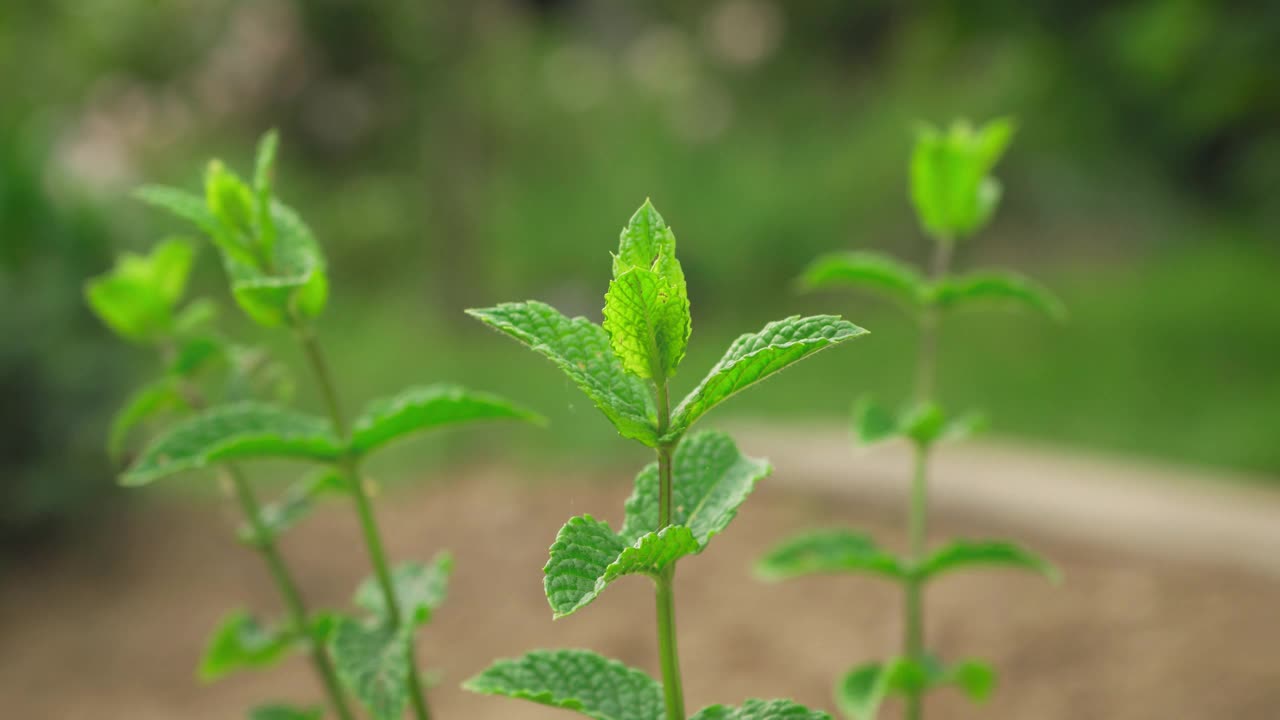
[2,0,1279,540]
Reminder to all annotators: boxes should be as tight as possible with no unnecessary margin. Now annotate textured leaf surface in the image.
[917,540,1059,583]
[691,699,831,720]
[467,301,657,444]
[543,515,628,618]
[356,553,453,626]
[330,619,412,720]
[249,705,322,720]
[464,649,663,720]
[932,271,1066,320]
[350,384,543,455]
[109,379,185,460]
[121,403,341,486]
[199,611,294,682]
[673,315,866,432]
[621,431,771,546]
[798,252,927,309]
[757,530,906,581]
[603,267,690,380]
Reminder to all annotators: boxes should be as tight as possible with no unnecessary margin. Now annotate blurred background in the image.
[2,1,1279,718]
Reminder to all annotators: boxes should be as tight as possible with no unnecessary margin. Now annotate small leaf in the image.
[170,335,228,377]
[239,468,349,544]
[222,202,328,327]
[798,252,927,310]
[915,539,1059,583]
[910,118,1015,241]
[136,185,222,238]
[350,384,544,455]
[851,397,900,445]
[463,649,664,720]
[603,266,691,381]
[85,274,173,343]
[253,130,280,258]
[174,298,219,334]
[355,553,453,626]
[944,660,996,703]
[199,610,294,682]
[931,270,1066,321]
[621,430,772,547]
[902,403,946,446]
[543,515,627,618]
[691,699,832,720]
[121,403,342,487]
[672,315,867,433]
[756,530,907,582]
[108,378,185,460]
[467,301,657,444]
[330,618,413,720]
[833,658,930,720]
[249,705,323,720]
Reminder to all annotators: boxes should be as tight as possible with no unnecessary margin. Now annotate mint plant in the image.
[756,119,1064,720]
[93,131,542,720]
[464,201,868,720]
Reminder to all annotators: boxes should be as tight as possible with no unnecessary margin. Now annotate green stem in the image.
[654,380,686,720]
[228,465,356,720]
[903,237,953,720]
[296,326,432,720]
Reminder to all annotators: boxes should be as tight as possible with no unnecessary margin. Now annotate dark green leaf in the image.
[350,384,544,455]
[121,403,341,487]
[798,252,927,310]
[691,699,831,719]
[463,649,663,720]
[170,335,228,377]
[199,610,294,682]
[672,315,867,433]
[355,553,453,626]
[238,468,348,544]
[467,301,658,444]
[330,618,412,720]
[756,530,906,582]
[542,515,627,618]
[915,539,1059,583]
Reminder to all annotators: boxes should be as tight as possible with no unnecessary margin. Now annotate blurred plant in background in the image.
[2,0,1278,545]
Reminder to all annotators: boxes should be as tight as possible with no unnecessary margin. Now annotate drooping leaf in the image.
[915,540,1059,583]
[672,315,867,433]
[249,705,323,720]
[355,553,453,626]
[602,526,698,585]
[851,397,901,446]
[620,430,771,546]
[330,618,412,720]
[603,200,691,380]
[931,270,1066,321]
[543,515,628,618]
[464,649,664,720]
[349,384,544,455]
[798,252,927,310]
[121,403,342,487]
[756,530,907,582]
[910,118,1015,242]
[108,378,186,460]
[199,610,295,682]
[603,266,691,381]
[467,301,657,444]
[238,468,349,544]
[691,699,832,720]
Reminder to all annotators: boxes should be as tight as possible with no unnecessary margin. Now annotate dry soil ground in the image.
[3,430,1279,719]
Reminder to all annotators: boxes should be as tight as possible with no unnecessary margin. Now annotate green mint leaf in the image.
[902,403,947,446]
[543,515,627,617]
[944,660,996,703]
[121,403,342,487]
[910,118,1015,242]
[798,252,927,310]
[85,239,195,343]
[253,130,280,259]
[690,699,832,720]
[350,383,544,456]
[205,159,258,247]
[136,186,223,241]
[199,610,294,682]
[836,656,994,719]
[174,297,220,335]
[602,266,691,381]
[851,397,901,446]
[238,468,348,545]
[672,315,867,433]
[916,539,1059,583]
[222,202,328,327]
[170,335,228,377]
[931,270,1067,321]
[620,430,771,547]
[463,649,664,720]
[330,618,413,720]
[249,705,323,720]
[108,378,185,460]
[613,199,683,283]
[467,301,658,444]
[756,530,907,582]
[355,552,453,627]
